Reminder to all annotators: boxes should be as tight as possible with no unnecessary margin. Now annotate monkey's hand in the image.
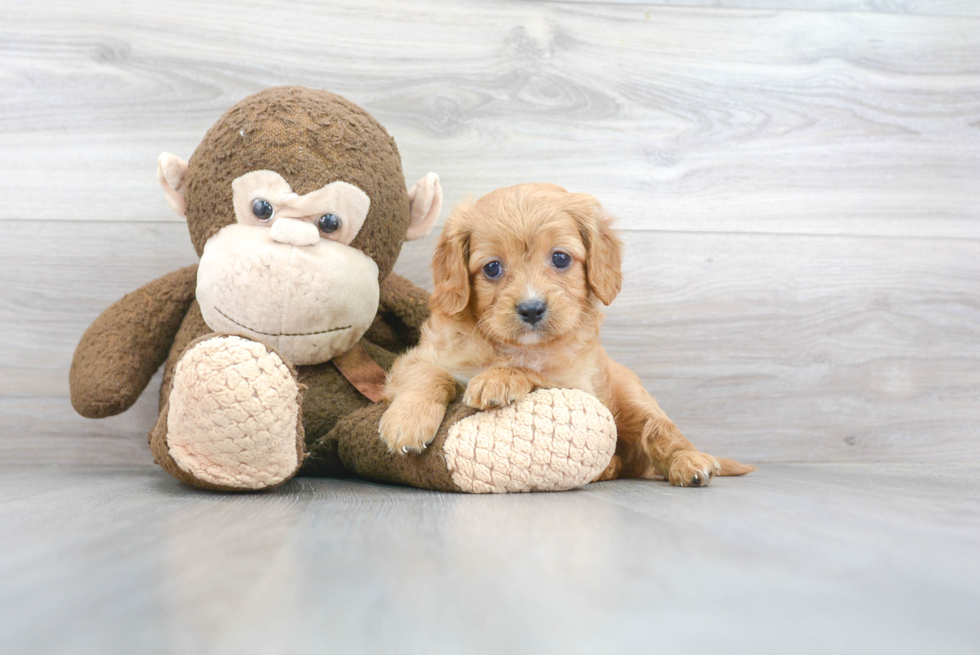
[70,265,198,418]
[370,273,431,352]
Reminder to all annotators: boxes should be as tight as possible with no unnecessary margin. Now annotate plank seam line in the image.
[2,218,977,243]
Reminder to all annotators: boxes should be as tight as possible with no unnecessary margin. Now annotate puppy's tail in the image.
[717,457,755,477]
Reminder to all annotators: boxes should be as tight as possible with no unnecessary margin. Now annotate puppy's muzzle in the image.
[517,300,547,326]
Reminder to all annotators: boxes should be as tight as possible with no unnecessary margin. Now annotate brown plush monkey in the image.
[70,86,616,492]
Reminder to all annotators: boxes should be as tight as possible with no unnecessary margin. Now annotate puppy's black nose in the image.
[517,300,547,325]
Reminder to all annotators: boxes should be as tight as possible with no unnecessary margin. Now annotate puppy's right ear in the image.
[568,195,623,306]
[430,210,471,316]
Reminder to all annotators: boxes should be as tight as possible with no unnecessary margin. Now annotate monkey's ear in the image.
[405,172,442,241]
[157,152,189,218]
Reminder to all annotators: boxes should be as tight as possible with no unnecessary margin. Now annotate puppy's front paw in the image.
[379,398,447,454]
[464,367,536,410]
[668,451,721,487]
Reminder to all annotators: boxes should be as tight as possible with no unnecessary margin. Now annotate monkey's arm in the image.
[363,272,431,353]
[70,265,198,418]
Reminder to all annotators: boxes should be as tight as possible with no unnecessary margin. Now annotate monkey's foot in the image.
[165,335,304,490]
[443,388,618,493]
[334,388,617,494]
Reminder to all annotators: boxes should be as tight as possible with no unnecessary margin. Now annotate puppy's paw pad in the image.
[464,369,533,410]
[379,400,446,454]
[668,451,721,488]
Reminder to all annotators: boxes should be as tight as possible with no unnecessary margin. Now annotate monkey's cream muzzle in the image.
[196,224,380,365]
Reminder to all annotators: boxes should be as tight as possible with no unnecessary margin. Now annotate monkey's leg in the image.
[330,388,618,493]
[149,335,306,491]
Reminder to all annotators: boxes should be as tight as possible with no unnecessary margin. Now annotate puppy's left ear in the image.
[569,195,623,306]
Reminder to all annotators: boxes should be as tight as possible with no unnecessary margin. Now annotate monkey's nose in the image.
[270,217,320,247]
[516,300,547,326]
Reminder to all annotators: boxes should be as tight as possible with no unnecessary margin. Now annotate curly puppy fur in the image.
[381,183,753,486]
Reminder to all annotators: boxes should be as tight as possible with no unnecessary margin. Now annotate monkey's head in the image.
[156,86,441,365]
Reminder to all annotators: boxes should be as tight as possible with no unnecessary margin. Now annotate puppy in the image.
[379,183,752,486]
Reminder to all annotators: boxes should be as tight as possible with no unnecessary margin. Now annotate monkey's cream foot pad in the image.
[166,335,303,490]
[443,388,617,493]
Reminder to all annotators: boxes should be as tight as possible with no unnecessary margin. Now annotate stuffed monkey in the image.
[70,86,616,493]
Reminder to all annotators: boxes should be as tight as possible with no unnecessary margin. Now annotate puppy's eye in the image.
[317,213,342,234]
[483,261,503,279]
[552,251,571,269]
[251,199,274,222]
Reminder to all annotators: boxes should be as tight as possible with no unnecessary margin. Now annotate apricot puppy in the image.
[379,183,752,486]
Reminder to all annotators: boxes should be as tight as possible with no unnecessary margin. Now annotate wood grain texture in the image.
[2,464,979,654]
[1,0,978,237]
[2,0,978,466]
[3,221,977,464]
[546,0,980,17]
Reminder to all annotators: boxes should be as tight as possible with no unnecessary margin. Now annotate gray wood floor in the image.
[2,2,979,652]
[2,464,979,655]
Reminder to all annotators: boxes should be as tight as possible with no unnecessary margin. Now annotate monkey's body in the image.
[148,273,466,490]
[160,295,384,478]
[70,87,617,493]
[153,280,461,487]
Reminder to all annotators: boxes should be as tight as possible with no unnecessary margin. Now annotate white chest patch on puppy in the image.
[517,333,544,346]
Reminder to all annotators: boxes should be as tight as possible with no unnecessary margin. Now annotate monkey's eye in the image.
[251,198,274,222]
[317,213,342,234]
[552,251,571,269]
[483,261,503,279]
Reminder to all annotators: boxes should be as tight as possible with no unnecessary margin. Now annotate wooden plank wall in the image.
[2,0,978,465]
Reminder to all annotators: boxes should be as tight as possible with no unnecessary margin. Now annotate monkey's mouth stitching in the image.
[215,306,352,337]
